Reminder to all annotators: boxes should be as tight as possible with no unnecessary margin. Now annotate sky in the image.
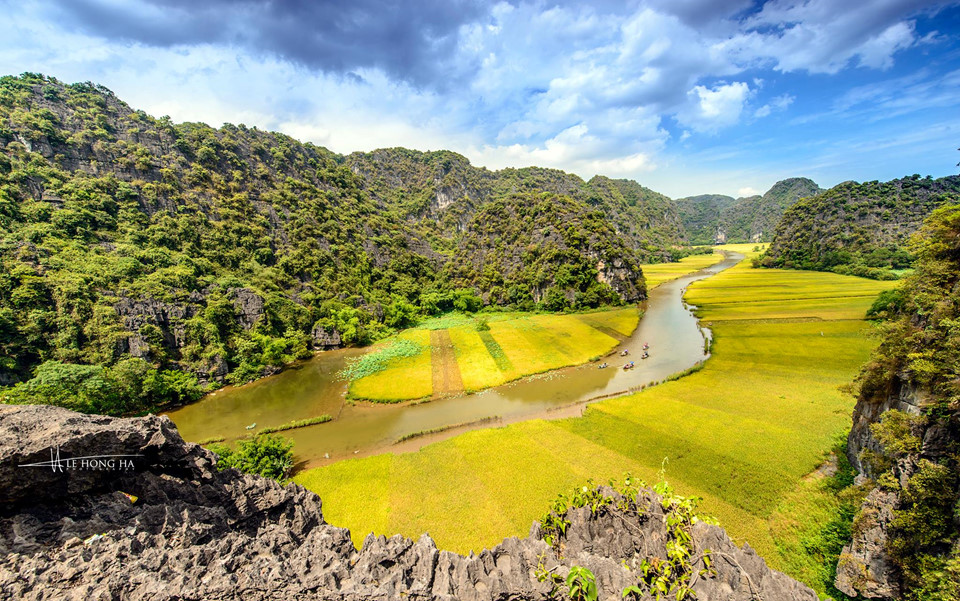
[1,0,959,198]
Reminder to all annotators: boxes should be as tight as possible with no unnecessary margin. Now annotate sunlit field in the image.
[348,308,639,400]
[639,250,725,288]
[298,253,895,596]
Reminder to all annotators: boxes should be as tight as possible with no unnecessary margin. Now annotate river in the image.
[165,252,742,470]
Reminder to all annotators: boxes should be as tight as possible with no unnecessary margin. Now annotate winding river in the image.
[165,252,743,470]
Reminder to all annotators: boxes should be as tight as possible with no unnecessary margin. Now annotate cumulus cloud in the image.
[43,0,487,87]
[677,81,752,132]
[2,0,954,194]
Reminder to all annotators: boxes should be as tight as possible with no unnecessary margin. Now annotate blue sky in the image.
[1,0,959,197]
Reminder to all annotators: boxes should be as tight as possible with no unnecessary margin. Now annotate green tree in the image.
[208,434,294,481]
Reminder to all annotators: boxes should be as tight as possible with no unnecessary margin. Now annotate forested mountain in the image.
[762,175,960,279]
[346,148,686,257]
[0,73,682,411]
[723,177,822,243]
[675,194,737,245]
[676,177,820,245]
[836,204,960,600]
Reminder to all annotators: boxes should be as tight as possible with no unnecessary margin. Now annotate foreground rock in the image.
[0,405,817,600]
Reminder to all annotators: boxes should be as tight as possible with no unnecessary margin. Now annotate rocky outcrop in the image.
[847,376,927,477]
[0,405,817,601]
[311,324,342,350]
[835,488,901,599]
[114,295,204,360]
[228,288,266,330]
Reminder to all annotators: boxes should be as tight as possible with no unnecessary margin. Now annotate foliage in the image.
[0,73,690,412]
[847,204,960,599]
[208,433,294,481]
[565,566,598,601]
[2,358,203,415]
[865,288,905,320]
[257,414,332,434]
[763,175,960,279]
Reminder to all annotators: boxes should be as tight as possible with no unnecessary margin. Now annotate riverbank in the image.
[294,248,895,596]
[168,254,735,467]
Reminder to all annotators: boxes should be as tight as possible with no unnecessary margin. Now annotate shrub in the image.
[208,434,294,481]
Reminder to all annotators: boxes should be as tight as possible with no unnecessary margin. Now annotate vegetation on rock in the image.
[841,204,960,599]
[761,175,960,279]
[209,433,295,481]
[676,178,821,245]
[0,73,684,413]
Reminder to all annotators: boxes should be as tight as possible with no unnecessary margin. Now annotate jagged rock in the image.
[228,288,265,330]
[195,354,229,385]
[835,488,901,600]
[0,405,818,600]
[114,296,204,361]
[311,324,342,350]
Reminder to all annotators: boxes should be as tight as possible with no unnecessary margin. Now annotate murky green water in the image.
[165,253,741,470]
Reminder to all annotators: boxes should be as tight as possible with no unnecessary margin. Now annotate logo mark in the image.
[18,446,143,472]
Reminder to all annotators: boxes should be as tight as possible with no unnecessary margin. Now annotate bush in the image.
[208,434,294,481]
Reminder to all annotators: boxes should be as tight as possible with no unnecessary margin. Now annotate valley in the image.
[2,63,959,601]
[165,250,736,468]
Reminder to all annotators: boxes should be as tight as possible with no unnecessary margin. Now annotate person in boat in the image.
[598,362,608,369]
[642,342,649,350]
[620,349,629,356]
[641,351,649,359]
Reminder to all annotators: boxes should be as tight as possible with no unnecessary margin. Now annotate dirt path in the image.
[430,330,465,396]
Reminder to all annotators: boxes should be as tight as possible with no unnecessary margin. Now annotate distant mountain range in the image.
[676,177,822,245]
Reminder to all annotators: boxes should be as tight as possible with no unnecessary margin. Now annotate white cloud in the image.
[754,93,794,118]
[738,186,760,196]
[677,81,752,132]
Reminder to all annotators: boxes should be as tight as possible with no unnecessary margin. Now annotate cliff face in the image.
[833,204,960,600]
[0,404,818,600]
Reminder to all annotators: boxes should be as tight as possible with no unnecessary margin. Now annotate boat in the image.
[623,362,635,370]
[245,422,257,430]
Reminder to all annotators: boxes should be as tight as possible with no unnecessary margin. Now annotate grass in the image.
[348,329,433,401]
[394,416,501,444]
[348,308,639,400]
[258,415,332,434]
[639,250,724,288]
[296,253,897,597]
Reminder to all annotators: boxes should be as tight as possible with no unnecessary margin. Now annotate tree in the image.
[208,434,294,481]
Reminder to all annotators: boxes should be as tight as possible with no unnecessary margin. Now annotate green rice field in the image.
[347,308,639,400]
[297,253,895,595]
[639,250,726,288]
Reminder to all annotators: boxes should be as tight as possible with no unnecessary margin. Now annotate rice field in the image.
[347,308,639,400]
[639,250,725,288]
[347,329,434,401]
[297,255,896,597]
